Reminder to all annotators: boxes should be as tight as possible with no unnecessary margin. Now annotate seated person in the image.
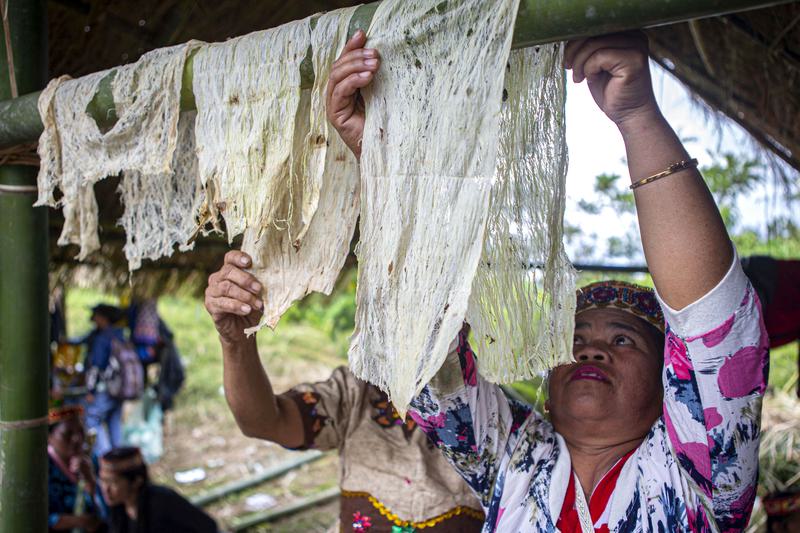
[48,405,105,532]
[326,31,769,532]
[98,447,217,533]
[204,259,485,531]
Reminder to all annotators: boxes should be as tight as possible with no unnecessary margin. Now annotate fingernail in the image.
[255,300,263,309]
[363,48,377,57]
[364,58,378,67]
[251,282,261,292]
[359,71,372,78]
[241,304,251,313]
[240,256,249,265]
[355,29,364,38]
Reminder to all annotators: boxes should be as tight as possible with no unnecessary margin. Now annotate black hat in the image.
[91,304,123,324]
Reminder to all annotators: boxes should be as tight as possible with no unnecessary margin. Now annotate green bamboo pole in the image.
[230,487,341,532]
[0,0,793,148]
[0,0,49,530]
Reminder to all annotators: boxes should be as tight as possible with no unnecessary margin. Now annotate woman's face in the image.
[98,467,140,507]
[48,418,85,460]
[548,308,664,445]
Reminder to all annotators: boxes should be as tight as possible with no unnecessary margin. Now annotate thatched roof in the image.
[45,0,799,290]
[647,3,800,172]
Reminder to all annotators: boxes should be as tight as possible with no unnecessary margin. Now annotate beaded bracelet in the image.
[629,158,698,190]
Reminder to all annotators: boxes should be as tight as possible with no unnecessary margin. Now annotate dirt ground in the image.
[150,353,343,532]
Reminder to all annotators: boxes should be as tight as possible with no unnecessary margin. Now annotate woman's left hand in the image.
[564,32,658,129]
[70,455,96,486]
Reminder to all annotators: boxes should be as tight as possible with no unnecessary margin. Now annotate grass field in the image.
[65,284,799,531]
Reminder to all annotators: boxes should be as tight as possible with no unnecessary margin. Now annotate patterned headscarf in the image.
[576,280,664,333]
[48,404,84,426]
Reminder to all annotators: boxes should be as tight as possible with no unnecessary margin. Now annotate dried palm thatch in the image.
[646,3,800,176]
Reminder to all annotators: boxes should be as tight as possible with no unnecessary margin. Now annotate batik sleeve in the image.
[659,248,768,531]
[408,327,534,506]
[280,365,357,451]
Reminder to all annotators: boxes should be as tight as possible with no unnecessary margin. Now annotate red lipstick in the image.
[570,364,609,383]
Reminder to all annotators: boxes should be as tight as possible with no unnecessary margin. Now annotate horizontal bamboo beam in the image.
[230,486,340,531]
[190,451,325,508]
[573,263,648,273]
[0,0,792,148]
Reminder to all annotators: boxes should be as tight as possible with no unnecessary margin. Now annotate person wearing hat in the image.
[98,447,217,533]
[48,405,106,531]
[320,30,769,532]
[82,303,127,456]
[763,490,800,533]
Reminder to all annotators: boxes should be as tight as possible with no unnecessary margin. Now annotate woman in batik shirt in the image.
[205,285,483,528]
[325,30,768,532]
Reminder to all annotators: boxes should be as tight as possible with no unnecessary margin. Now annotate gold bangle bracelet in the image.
[629,158,698,190]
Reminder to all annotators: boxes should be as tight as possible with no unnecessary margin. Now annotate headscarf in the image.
[576,280,664,333]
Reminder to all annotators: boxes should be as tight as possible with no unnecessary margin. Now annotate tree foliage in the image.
[567,152,800,263]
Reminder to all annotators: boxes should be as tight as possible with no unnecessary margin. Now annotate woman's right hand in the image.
[204,251,264,345]
[326,29,380,160]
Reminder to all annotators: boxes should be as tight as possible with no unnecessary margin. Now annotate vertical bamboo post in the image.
[0,0,48,530]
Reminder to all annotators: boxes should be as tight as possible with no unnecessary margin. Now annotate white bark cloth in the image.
[36,42,200,260]
[240,7,361,333]
[466,45,576,383]
[119,112,204,271]
[192,8,361,333]
[349,0,523,413]
[192,18,312,240]
[37,1,574,413]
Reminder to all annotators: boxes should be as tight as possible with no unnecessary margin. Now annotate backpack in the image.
[103,338,145,400]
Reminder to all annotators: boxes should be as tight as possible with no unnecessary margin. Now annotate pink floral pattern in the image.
[352,511,372,531]
[410,259,767,532]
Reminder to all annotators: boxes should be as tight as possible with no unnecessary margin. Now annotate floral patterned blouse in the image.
[409,255,768,532]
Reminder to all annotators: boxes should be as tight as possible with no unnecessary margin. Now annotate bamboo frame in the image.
[0,0,48,530]
[0,0,793,148]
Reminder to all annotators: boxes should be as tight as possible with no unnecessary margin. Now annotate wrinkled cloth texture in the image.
[282,366,483,530]
[466,45,575,382]
[409,253,768,532]
[38,2,580,402]
[36,43,200,259]
[350,0,522,415]
[192,19,312,239]
[119,113,204,270]
[242,7,361,334]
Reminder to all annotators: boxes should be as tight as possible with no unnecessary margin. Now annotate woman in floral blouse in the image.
[325,30,768,532]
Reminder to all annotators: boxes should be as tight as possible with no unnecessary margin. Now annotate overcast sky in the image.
[563,61,796,264]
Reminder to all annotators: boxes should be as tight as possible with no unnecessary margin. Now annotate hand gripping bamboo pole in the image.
[0,0,793,148]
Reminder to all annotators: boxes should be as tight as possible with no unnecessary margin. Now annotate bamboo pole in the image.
[230,487,340,532]
[0,0,48,530]
[190,450,325,508]
[0,0,793,148]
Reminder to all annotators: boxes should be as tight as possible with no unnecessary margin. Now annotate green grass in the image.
[66,287,351,413]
